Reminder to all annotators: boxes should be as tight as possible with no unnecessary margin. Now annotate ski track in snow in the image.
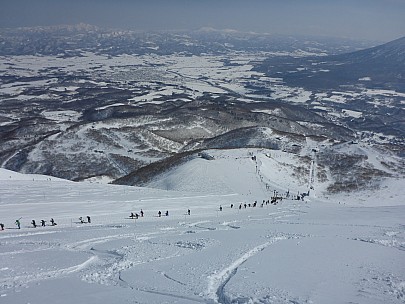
[83,249,184,286]
[66,233,139,251]
[0,256,98,288]
[206,235,291,304]
[0,230,60,240]
[0,228,180,291]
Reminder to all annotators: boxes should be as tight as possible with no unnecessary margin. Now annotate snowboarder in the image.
[41,219,46,227]
[50,218,56,226]
[15,219,20,229]
[158,211,161,217]
[0,223,4,230]
[165,210,169,216]
[187,209,190,215]
[87,216,91,223]
[31,220,36,228]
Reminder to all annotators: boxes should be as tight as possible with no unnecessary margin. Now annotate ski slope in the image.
[0,148,404,304]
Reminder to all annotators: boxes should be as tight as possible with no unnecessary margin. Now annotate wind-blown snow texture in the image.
[0,149,404,304]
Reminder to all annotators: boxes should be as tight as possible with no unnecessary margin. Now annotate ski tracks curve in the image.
[206,234,294,304]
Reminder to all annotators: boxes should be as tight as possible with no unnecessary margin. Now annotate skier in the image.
[187,209,190,215]
[87,216,91,223]
[230,204,233,208]
[41,219,46,227]
[140,209,144,217]
[135,213,139,219]
[165,210,169,216]
[0,223,4,231]
[130,212,135,219]
[219,206,222,211]
[239,204,242,210]
[31,220,36,228]
[50,218,56,226]
[79,217,84,223]
[15,219,20,229]
[158,211,161,217]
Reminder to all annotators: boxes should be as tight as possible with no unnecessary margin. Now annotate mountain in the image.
[255,36,405,140]
[258,36,405,91]
[0,24,375,57]
[336,35,405,66]
[0,26,403,193]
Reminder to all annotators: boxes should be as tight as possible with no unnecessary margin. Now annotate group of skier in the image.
[228,198,281,211]
[157,210,169,217]
[125,196,286,221]
[129,209,190,219]
[29,218,57,228]
[1,195,287,231]
[129,209,144,219]
[0,218,57,230]
[79,216,91,224]
[126,198,283,221]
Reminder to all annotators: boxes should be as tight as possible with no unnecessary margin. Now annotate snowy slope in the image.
[147,149,311,198]
[133,148,403,207]
[0,149,404,304]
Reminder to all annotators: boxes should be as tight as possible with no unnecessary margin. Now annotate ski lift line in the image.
[307,150,317,194]
[105,154,129,176]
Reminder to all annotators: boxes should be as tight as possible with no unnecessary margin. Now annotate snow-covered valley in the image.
[1,149,404,304]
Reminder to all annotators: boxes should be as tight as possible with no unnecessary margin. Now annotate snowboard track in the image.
[207,234,296,304]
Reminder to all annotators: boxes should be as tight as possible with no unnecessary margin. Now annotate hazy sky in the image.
[1,0,405,41]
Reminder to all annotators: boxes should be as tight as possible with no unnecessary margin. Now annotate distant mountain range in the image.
[0,25,403,195]
[257,36,405,92]
[0,24,376,56]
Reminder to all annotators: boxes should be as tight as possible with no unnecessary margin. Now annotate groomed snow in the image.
[0,148,404,304]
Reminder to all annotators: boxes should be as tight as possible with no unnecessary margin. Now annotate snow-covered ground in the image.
[0,149,404,304]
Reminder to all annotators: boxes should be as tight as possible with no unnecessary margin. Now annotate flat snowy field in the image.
[0,149,404,304]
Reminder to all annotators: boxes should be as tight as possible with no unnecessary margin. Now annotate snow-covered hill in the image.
[114,147,403,206]
[0,148,404,304]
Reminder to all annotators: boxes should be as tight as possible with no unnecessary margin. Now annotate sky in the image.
[1,0,405,42]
